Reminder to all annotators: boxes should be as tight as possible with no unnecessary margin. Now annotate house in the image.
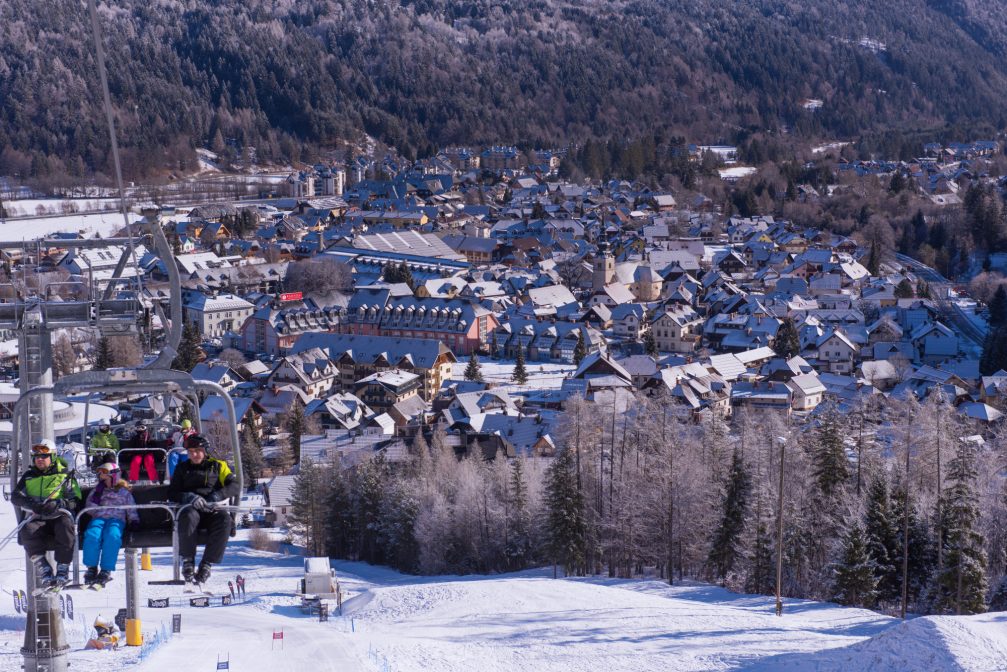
[190,363,241,393]
[651,305,702,353]
[786,373,826,411]
[199,396,267,440]
[814,329,860,374]
[264,475,296,525]
[304,392,374,431]
[266,347,339,399]
[611,304,649,340]
[354,370,422,410]
[183,293,255,339]
[291,333,456,401]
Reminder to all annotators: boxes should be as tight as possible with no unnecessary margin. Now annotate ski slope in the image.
[0,502,1004,671]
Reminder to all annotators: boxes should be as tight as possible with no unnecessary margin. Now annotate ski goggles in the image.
[30,445,53,456]
[96,466,120,476]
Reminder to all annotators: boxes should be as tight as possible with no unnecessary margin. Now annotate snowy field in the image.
[0,498,1004,671]
[450,359,576,392]
[0,211,141,240]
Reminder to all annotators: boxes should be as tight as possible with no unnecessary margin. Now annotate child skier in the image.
[81,462,139,588]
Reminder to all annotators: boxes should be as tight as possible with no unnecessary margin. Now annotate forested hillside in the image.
[4,0,1007,180]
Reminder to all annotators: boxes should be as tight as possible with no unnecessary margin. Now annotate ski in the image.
[228,581,235,600]
[13,590,21,614]
[59,594,65,618]
[65,594,74,620]
[183,580,213,596]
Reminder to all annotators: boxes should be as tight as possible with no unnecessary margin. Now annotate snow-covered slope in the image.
[0,502,1003,671]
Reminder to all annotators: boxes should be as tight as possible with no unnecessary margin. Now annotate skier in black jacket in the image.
[167,435,239,584]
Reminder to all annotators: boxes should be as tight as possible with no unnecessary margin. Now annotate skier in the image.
[166,419,196,479]
[125,423,161,483]
[10,440,82,592]
[168,435,239,586]
[89,423,119,468]
[84,614,120,650]
[81,462,139,588]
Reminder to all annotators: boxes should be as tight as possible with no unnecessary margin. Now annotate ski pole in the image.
[0,515,34,553]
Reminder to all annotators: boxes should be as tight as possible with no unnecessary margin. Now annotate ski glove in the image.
[192,496,213,513]
[36,500,59,516]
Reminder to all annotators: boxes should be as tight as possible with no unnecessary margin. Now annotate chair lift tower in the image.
[3,223,183,672]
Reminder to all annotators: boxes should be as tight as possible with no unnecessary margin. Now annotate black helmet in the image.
[185,434,210,451]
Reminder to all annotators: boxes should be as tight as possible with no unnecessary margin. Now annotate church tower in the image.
[593,236,615,291]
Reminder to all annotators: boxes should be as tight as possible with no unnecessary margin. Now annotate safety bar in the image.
[71,501,246,585]
[112,447,170,482]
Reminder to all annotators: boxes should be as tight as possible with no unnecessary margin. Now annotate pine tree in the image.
[989,285,1007,329]
[545,448,586,576]
[285,401,306,466]
[505,458,533,569]
[490,331,499,359]
[644,328,658,356]
[708,447,752,582]
[511,345,529,385]
[775,318,800,359]
[376,482,419,572]
[927,443,988,614]
[94,336,113,371]
[866,240,880,276]
[240,414,264,487]
[464,351,483,382]
[171,320,203,372]
[745,521,775,595]
[812,407,849,499]
[863,475,901,603]
[573,330,587,365]
[894,278,915,299]
[287,458,329,556]
[833,522,879,608]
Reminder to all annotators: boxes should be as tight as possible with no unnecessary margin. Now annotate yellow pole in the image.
[140,548,152,571]
[125,618,143,646]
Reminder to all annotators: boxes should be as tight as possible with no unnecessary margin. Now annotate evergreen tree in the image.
[892,481,936,606]
[812,407,849,499]
[505,458,533,569]
[894,278,915,299]
[464,351,483,382]
[383,261,415,289]
[544,448,587,576]
[285,401,306,466]
[325,469,357,559]
[745,521,775,595]
[708,448,752,582]
[979,326,1007,375]
[863,475,901,603]
[916,280,929,299]
[376,482,419,572]
[927,443,988,614]
[490,331,499,359]
[287,458,329,556]
[644,328,658,356]
[240,414,264,487]
[833,521,879,608]
[989,285,1007,329]
[171,320,203,372]
[866,240,881,276]
[94,336,113,371]
[511,345,529,385]
[775,318,800,359]
[573,330,587,365]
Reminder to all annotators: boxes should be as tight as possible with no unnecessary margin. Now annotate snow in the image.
[0,211,141,240]
[0,496,1003,672]
[450,360,576,391]
[719,166,757,180]
[812,142,851,155]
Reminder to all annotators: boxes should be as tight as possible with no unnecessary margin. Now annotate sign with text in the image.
[189,597,209,608]
[279,291,303,302]
[148,598,170,608]
[221,595,232,606]
[172,614,181,633]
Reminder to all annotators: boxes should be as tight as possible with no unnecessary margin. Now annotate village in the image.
[0,138,1001,514]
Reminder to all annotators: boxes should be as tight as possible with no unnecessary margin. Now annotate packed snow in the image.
[450,360,575,391]
[0,496,1003,671]
[0,211,140,240]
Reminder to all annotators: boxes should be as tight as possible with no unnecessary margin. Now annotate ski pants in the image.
[82,518,126,572]
[166,451,188,479]
[129,452,158,482]
[177,507,231,565]
[19,516,75,564]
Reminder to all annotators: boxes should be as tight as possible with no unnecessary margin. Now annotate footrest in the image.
[148,580,186,586]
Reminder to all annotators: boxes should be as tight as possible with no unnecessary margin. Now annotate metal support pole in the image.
[124,548,143,646]
[775,437,785,617]
[21,551,69,672]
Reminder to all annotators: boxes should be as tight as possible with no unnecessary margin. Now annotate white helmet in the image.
[31,439,56,456]
[93,615,117,634]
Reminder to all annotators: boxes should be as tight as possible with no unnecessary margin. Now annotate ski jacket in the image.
[90,432,120,453]
[11,462,82,518]
[171,428,196,449]
[168,458,239,504]
[85,480,140,524]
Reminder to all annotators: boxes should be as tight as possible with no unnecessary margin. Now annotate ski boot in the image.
[195,562,212,585]
[83,566,99,587]
[51,564,70,592]
[30,555,55,595]
[91,570,113,590]
[181,557,195,583]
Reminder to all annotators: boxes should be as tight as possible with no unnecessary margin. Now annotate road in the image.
[895,252,986,349]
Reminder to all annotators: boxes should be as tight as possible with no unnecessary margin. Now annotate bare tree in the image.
[283,256,353,294]
[218,348,247,371]
[52,333,78,378]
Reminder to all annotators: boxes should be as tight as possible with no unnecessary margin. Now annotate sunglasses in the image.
[31,446,52,456]
[97,467,119,476]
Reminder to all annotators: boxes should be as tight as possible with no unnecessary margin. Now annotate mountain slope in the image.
[2,0,1007,177]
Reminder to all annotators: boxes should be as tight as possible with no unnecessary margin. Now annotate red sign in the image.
[279,292,302,302]
[272,631,284,640]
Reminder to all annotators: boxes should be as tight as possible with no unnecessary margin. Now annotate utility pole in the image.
[775,435,785,617]
[901,407,912,620]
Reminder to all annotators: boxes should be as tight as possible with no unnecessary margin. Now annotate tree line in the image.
[287,392,1007,616]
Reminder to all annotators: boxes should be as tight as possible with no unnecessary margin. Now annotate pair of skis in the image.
[227,574,245,600]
